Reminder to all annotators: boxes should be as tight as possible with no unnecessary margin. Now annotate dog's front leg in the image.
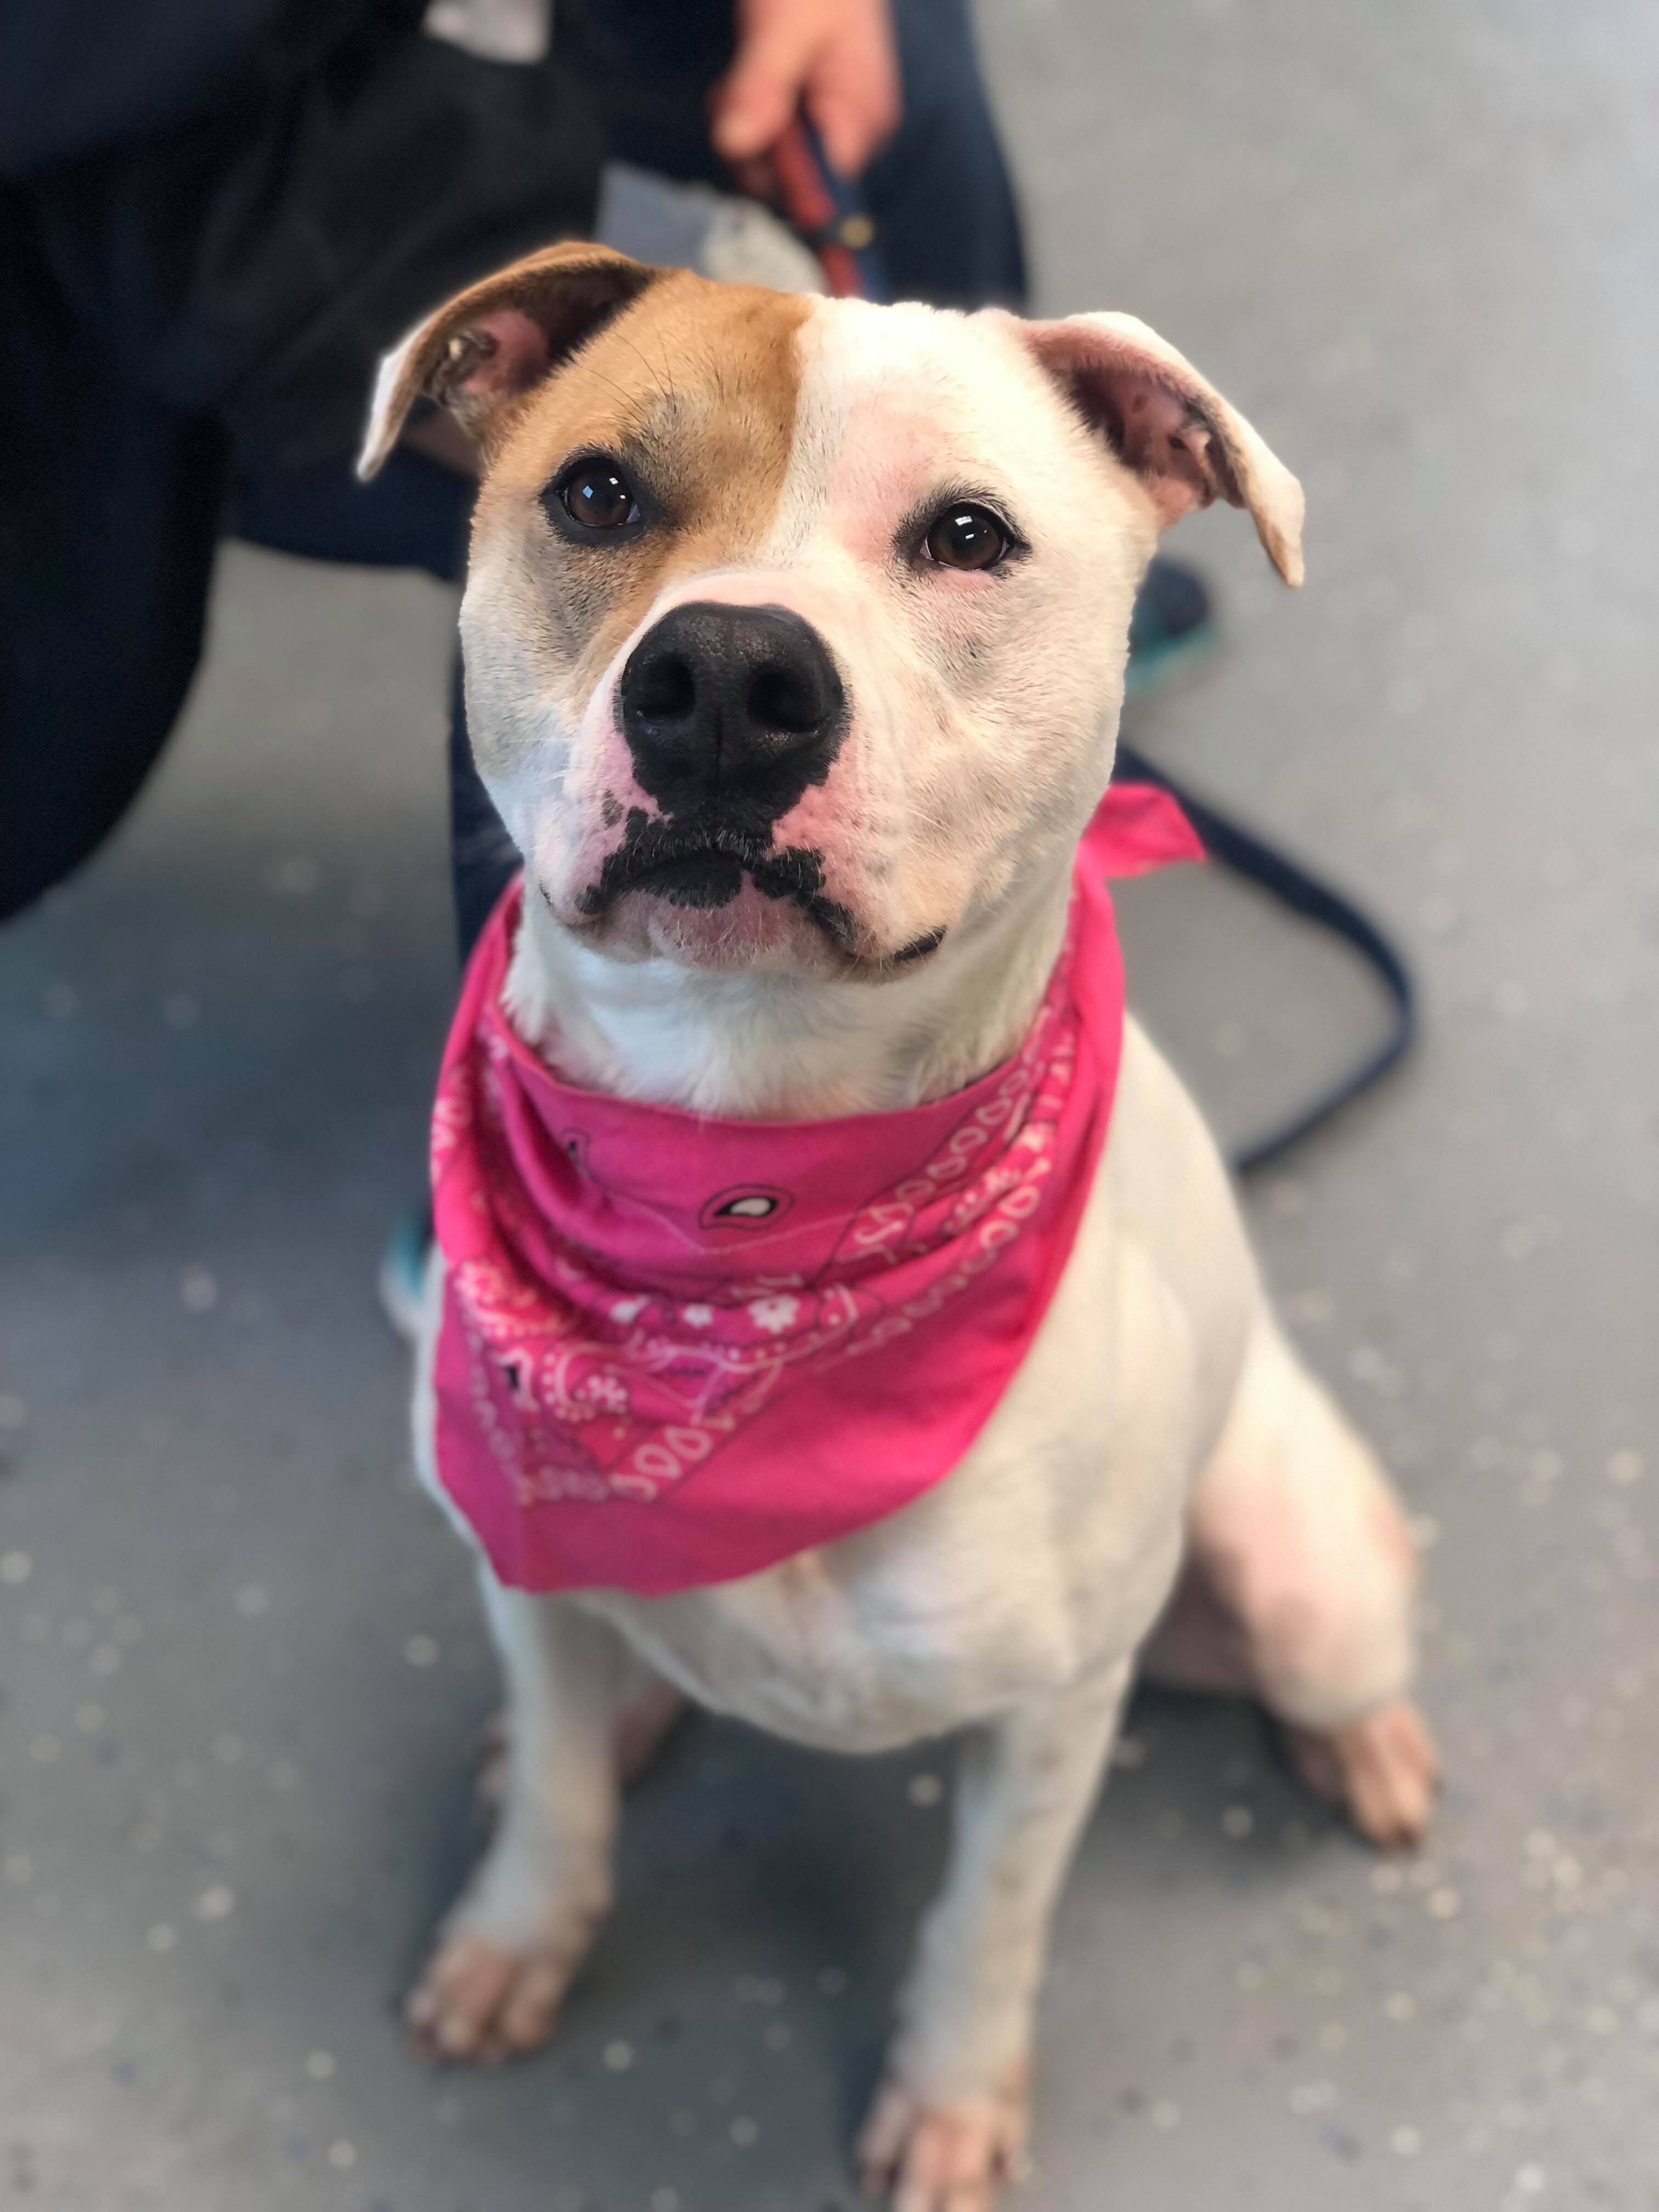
[407,1579,623,2063]
[860,1656,1132,2210]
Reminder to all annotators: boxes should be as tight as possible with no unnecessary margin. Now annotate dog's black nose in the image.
[618,602,846,822]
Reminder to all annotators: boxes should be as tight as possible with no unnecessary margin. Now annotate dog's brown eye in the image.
[558,459,639,532]
[925,503,1009,571]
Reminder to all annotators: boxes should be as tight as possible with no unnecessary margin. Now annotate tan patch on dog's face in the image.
[468,273,812,731]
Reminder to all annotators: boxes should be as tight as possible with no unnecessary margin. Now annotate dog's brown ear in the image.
[357,243,663,481]
[1012,312,1305,586]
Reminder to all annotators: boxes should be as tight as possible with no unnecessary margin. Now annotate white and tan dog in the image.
[361,245,1437,2210]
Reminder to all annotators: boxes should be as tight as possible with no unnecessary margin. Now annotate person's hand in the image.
[710,0,902,180]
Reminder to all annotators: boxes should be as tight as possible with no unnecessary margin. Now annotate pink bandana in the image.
[432,784,1202,1594]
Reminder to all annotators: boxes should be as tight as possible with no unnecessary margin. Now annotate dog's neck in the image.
[501,870,1076,1121]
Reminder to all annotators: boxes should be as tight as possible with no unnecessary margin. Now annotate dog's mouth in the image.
[570,809,946,970]
[575,808,855,946]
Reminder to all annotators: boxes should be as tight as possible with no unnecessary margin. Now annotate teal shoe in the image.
[1126,558,1216,696]
[378,1205,433,1343]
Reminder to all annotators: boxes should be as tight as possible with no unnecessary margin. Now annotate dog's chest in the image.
[581,1223,1203,1751]
[582,1465,1184,1752]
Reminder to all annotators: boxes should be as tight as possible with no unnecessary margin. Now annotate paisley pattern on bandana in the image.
[431,785,1204,1594]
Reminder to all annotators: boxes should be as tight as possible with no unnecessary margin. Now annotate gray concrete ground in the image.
[3,2,1657,2207]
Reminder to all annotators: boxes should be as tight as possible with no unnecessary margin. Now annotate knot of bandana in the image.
[431,783,1202,1593]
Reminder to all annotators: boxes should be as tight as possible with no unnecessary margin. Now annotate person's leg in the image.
[863,0,1026,309]
[444,657,523,953]
[2,191,224,923]
[229,447,470,583]
[231,449,520,957]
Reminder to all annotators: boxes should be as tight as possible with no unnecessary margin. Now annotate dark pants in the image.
[3,0,1024,944]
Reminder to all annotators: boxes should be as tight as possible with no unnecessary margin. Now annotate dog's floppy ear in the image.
[357,243,663,481]
[1012,312,1305,586]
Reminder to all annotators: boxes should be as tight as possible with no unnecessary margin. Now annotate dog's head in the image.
[362,246,1301,979]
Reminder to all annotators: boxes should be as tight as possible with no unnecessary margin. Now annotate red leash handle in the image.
[765,118,879,299]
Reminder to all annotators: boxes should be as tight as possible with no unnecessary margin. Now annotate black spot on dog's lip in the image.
[601,791,624,828]
[578,808,856,945]
[889,927,947,966]
[636,848,746,909]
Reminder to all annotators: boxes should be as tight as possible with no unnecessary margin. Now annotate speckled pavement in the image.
[3,3,1657,2207]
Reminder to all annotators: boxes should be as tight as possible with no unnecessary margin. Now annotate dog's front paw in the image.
[407,1923,591,2064]
[857,2062,1031,2212]
[1286,1698,1440,1850]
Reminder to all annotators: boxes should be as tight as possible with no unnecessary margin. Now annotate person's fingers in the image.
[804,76,894,179]
[710,1,820,163]
[804,4,902,176]
[713,0,902,176]
[727,153,778,204]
